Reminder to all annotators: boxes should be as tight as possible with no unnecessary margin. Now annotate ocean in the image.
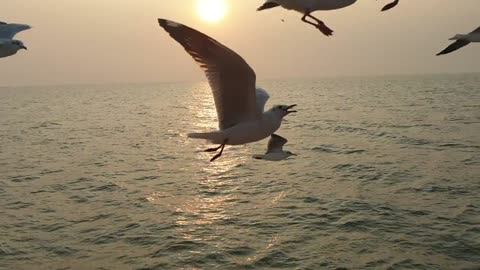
[1,74,479,270]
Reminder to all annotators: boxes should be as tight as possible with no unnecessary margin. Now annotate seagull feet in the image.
[204,139,227,162]
[316,22,333,36]
[204,145,222,152]
[210,152,223,162]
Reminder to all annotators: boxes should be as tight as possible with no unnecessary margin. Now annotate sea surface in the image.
[1,74,479,270]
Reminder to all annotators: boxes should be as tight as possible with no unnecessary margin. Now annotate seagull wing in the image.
[436,40,470,56]
[256,88,270,113]
[266,134,288,154]
[0,23,31,40]
[470,26,480,34]
[158,19,260,130]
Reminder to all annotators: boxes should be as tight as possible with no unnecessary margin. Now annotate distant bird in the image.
[158,19,297,162]
[253,134,296,161]
[380,0,399,11]
[437,26,480,56]
[0,21,31,58]
[256,0,358,36]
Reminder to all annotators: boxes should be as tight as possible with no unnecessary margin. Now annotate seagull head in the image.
[11,40,27,51]
[270,104,297,118]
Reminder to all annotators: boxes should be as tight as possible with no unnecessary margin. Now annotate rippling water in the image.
[1,74,479,270]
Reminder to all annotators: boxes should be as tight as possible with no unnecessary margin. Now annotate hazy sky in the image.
[1,0,479,86]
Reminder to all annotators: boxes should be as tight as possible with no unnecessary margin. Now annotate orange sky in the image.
[0,0,479,86]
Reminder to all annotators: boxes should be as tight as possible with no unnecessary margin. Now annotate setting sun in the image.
[196,0,228,23]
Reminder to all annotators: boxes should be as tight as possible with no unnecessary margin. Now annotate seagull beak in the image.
[21,45,27,50]
[286,104,297,114]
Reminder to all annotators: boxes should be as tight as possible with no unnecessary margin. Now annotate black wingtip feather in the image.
[257,2,280,11]
[381,0,399,12]
[157,18,183,30]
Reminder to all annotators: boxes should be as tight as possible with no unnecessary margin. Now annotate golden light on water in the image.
[196,0,228,23]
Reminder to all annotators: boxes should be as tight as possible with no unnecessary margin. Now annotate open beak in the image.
[257,2,280,11]
[21,45,27,50]
[286,104,297,114]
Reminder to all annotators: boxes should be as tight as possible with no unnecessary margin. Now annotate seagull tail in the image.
[187,131,224,143]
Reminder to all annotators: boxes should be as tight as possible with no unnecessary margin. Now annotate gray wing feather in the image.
[256,88,270,113]
[266,134,288,154]
[0,23,31,39]
[436,40,470,56]
[158,19,260,130]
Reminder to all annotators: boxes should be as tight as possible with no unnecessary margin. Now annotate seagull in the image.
[256,0,358,36]
[380,0,399,12]
[0,21,31,58]
[253,134,296,161]
[437,26,480,56]
[158,19,297,162]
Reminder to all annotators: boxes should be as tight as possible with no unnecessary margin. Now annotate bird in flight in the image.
[437,26,480,56]
[0,21,31,58]
[256,0,358,36]
[253,134,296,161]
[158,19,297,162]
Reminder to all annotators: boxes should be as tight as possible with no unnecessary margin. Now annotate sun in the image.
[196,0,228,23]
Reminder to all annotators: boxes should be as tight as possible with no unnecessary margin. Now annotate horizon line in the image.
[1,70,479,88]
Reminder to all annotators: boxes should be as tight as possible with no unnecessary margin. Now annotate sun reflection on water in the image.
[187,82,218,131]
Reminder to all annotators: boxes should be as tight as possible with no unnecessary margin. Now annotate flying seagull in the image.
[437,26,480,56]
[158,19,297,162]
[0,21,31,58]
[253,134,295,161]
[380,0,399,12]
[257,0,358,36]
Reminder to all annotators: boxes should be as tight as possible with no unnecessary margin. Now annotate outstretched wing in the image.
[0,23,31,40]
[266,134,288,154]
[436,40,470,56]
[158,19,260,130]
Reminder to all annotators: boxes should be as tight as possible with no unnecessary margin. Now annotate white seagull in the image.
[253,134,296,161]
[380,0,399,12]
[437,26,480,56]
[158,19,297,162]
[0,21,31,58]
[256,0,358,36]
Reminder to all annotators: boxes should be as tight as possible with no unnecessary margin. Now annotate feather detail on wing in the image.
[158,19,260,130]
